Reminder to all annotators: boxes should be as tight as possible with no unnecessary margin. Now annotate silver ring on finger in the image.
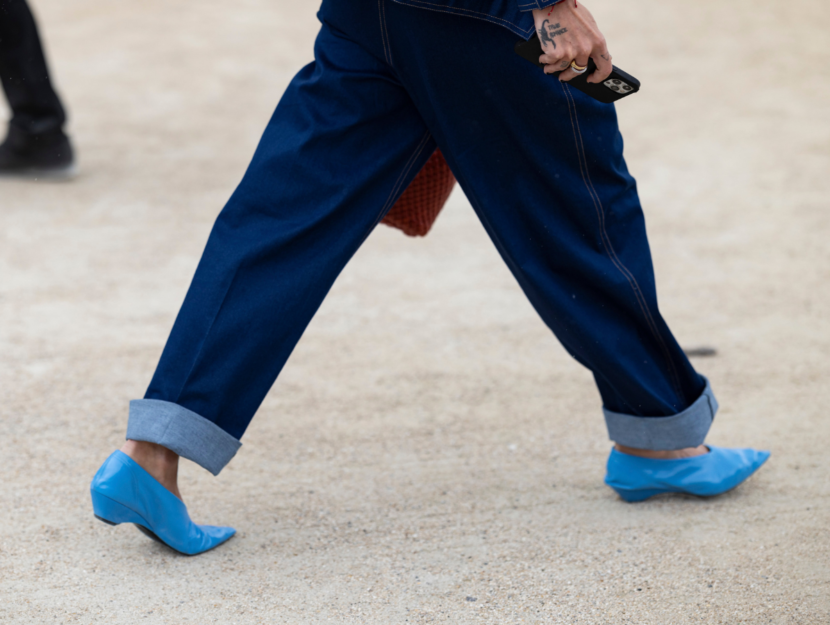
[569,60,588,74]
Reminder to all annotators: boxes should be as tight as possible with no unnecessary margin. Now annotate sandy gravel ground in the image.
[1,0,828,623]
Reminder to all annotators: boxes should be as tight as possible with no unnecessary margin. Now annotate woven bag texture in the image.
[382,149,456,237]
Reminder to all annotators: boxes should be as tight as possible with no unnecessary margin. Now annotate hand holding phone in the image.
[515,33,641,104]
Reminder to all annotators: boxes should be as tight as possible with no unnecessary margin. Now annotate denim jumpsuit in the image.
[126,0,718,475]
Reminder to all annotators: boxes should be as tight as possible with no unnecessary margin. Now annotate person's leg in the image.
[382,2,767,494]
[121,16,435,489]
[92,12,439,552]
[0,0,73,174]
[385,4,707,441]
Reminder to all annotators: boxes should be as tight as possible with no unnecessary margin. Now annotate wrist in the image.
[532,1,575,28]
[536,0,568,10]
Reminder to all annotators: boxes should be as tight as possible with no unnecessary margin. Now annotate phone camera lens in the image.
[622,85,632,91]
[612,80,621,85]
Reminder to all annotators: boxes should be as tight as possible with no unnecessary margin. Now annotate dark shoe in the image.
[0,123,76,178]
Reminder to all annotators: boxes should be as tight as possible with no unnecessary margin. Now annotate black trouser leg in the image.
[0,0,66,133]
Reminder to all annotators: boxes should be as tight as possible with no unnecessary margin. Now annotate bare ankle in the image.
[614,444,709,460]
[121,440,182,499]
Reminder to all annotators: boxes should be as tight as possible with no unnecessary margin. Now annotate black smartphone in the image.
[514,33,640,104]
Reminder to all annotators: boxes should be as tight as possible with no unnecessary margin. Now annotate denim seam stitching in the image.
[381,133,428,215]
[562,82,684,399]
[375,132,432,227]
[564,83,684,400]
[381,0,392,64]
[391,0,536,36]
[559,82,685,401]
[378,0,392,64]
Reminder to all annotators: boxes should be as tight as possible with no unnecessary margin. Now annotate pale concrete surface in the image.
[0,0,828,622]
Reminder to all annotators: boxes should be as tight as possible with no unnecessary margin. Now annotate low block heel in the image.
[91,490,147,526]
[613,487,668,503]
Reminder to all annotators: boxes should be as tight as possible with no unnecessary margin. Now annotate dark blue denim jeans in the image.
[127,0,716,475]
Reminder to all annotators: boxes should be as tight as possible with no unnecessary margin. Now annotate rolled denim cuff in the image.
[603,377,718,450]
[126,399,241,476]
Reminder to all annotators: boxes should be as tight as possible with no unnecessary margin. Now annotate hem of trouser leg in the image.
[603,377,718,450]
[126,399,241,476]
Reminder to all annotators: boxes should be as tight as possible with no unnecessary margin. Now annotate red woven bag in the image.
[382,148,456,237]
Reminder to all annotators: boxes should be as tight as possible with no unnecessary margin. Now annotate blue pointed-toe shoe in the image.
[90,451,235,555]
[604,445,770,502]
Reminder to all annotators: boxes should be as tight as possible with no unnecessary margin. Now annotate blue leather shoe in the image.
[605,445,770,502]
[90,451,235,555]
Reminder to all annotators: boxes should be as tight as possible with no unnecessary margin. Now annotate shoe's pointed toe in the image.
[753,449,771,469]
[201,524,237,542]
[687,446,770,496]
[186,524,236,555]
[605,445,770,502]
[90,451,235,555]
